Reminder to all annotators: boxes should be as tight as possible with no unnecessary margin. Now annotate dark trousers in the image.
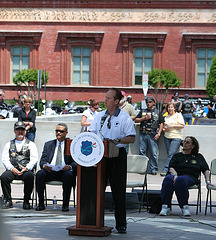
[105,148,127,229]
[36,169,75,207]
[0,170,34,201]
[161,174,196,208]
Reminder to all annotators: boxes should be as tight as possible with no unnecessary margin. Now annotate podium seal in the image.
[70,132,104,167]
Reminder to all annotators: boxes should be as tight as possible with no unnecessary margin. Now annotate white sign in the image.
[142,74,148,97]
[70,132,104,167]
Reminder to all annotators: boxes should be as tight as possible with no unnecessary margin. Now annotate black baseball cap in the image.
[145,97,155,102]
[14,121,26,130]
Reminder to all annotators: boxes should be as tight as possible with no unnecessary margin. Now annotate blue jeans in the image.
[26,132,35,142]
[163,137,182,173]
[183,113,193,125]
[161,174,196,208]
[139,133,158,173]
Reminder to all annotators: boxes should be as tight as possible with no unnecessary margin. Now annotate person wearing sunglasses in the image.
[89,88,136,234]
[135,96,164,175]
[35,123,77,212]
[159,136,211,216]
[18,96,36,142]
[1,121,38,210]
[81,99,99,132]
[0,89,9,119]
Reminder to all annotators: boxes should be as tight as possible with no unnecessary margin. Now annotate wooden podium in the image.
[67,140,113,237]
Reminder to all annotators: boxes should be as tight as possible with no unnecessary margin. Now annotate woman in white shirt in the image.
[81,99,99,132]
[160,102,185,176]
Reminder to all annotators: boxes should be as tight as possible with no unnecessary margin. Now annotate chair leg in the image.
[139,183,147,213]
[45,186,48,206]
[205,189,210,215]
[196,186,201,215]
[210,190,212,213]
[31,189,34,208]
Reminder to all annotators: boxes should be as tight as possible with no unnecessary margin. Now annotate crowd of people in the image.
[0,87,215,234]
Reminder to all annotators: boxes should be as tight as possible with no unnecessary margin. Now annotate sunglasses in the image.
[24,101,32,103]
[107,116,111,129]
[55,130,66,133]
[16,128,25,131]
[146,101,153,103]
[183,140,192,144]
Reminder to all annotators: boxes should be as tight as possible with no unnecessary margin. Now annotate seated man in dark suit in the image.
[35,123,77,212]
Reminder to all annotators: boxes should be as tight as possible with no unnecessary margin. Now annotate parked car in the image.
[68,105,88,114]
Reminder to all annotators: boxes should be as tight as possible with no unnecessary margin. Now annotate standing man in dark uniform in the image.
[0,89,9,119]
[35,123,77,212]
[180,94,196,125]
[207,94,216,118]
[1,121,38,209]
[171,92,182,112]
[135,97,164,175]
[89,88,136,234]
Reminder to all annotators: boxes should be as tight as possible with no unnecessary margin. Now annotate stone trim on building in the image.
[0,8,216,23]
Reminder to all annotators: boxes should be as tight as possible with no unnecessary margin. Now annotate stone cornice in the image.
[0,8,216,23]
[0,1,215,9]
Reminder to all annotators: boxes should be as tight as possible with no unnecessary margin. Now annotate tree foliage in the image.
[13,68,49,101]
[148,68,182,111]
[206,54,216,97]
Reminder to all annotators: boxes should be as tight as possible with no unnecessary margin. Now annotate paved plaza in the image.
[1,174,216,240]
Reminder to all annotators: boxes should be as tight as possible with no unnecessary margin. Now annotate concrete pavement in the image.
[1,174,216,240]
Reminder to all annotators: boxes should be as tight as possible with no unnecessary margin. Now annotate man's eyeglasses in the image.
[55,130,66,133]
[146,101,153,103]
[107,116,111,129]
[24,101,32,103]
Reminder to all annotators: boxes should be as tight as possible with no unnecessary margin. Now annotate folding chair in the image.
[205,158,216,215]
[44,181,76,208]
[188,180,201,215]
[126,155,149,213]
[11,179,35,208]
[11,167,37,208]
[171,175,201,215]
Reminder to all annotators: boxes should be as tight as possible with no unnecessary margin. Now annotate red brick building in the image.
[0,0,216,103]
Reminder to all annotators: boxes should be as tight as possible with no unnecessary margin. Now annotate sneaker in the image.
[160,172,167,177]
[182,205,191,216]
[2,199,13,209]
[159,204,170,216]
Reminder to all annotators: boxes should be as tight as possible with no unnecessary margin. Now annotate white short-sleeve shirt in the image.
[89,107,136,148]
[82,108,98,131]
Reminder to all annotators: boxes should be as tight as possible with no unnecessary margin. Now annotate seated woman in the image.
[18,96,36,142]
[159,136,211,216]
[81,99,99,132]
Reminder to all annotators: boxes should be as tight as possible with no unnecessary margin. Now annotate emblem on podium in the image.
[70,132,104,167]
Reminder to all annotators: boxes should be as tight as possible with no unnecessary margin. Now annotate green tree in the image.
[148,68,182,111]
[13,68,49,101]
[206,54,216,97]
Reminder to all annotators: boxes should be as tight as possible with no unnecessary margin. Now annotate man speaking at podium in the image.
[89,88,136,234]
